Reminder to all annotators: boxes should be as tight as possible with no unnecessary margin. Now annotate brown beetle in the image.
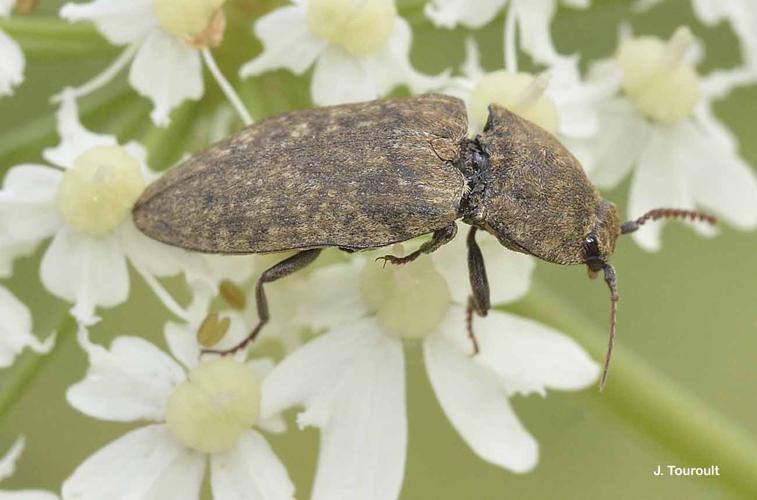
[133,93,715,390]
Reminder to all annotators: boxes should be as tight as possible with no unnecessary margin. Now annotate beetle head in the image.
[477,105,718,390]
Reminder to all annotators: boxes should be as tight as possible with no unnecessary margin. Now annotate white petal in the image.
[583,98,649,189]
[0,240,37,278]
[43,93,117,169]
[512,0,560,66]
[451,307,598,394]
[67,332,185,422]
[682,120,757,230]
[628,122,714,251]
[368,18,448,96]
[0,29,24,96]
[295,258,366,332]
[0,164,61,241]
[62,425,204,500]
[0,0,14,18]
[424,313,538,473]
[311,46,377,106]
[691,0,728,25]
[59,0,155,45]
[262,320,406,500]
[210,430,294,500]
[239,5,325,78]
[164,321,201,370]
[424,0,507,29]
[0,436,23,482]
[40,227,129,325]
[0,287,55,368]
[460,37,486,81]
[128,30,203,126]
[432,229,534,306]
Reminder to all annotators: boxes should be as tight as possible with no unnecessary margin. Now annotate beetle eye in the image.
[583,234,601,260]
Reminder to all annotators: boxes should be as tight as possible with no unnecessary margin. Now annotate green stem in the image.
[0,17,112,57]
[510,281,757,498]
[0,314,73,421]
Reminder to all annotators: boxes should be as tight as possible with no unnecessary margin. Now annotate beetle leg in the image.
[376,223,458,267]
[466,226,490,356]
[202,248,322,356]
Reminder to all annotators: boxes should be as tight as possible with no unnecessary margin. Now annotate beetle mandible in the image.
[132,94,716,390]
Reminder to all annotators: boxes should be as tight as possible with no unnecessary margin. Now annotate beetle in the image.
[132,93,716,390]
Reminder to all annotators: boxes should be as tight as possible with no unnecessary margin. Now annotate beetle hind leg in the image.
[202,248,322,356]
[376,223,458,267]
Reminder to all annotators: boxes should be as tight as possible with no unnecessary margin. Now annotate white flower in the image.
[0,436,58,499]
[59,0,230,125]
[240,0,447,106]
[63,318,292,500]
[0,285,55,368]
[0,0,25,96]
[0,93,210,326]
[424,0,590,67]
[263,235,599,499]
[582,26,757,251]
[444,37,618,149]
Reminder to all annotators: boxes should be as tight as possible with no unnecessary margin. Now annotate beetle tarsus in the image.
[376,223,458,267]
[465,296,481,356]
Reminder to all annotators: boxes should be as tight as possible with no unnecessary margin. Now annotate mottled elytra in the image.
[133,94,716,390]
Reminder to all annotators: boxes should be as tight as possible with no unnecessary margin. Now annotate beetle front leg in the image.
[466,226,490,355]
[202,248,322,356]
[376,222,458,267]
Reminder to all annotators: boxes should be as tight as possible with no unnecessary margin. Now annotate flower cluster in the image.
[0,1,756,499]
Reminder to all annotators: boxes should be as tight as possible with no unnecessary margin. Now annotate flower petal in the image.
[43,93,117,169]
[512,0,560,66]
[0,164,61,242]
[128,30,203,126]
[59,0,155,45]
[0,29,24,96]
[210,430,294,500]
[40,226,129,325]
[311,46,377,106]
[424,0,507,29]
[67,331,185,422]
[433,229,535,306]
[62,425,204,500]
[0,1,14,18]
[295,258,366,332]
[239,5,325,78]
[368,18,448,96]
[683,120,757,230]
[0,436,24,482]
[262,319,406,500]
[583,97,649,189]
[425,312,538,473]
[0,286,55,368]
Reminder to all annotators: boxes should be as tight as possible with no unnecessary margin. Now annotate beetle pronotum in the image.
[133,94,716,390]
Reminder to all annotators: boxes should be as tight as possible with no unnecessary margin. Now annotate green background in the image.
[1,0,756,499]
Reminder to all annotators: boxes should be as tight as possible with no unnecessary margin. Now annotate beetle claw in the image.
[375,255,405,267]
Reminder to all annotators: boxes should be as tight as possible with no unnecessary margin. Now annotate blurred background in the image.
[0,0,755,499]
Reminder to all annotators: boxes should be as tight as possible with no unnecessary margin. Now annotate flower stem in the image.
[504,6,518,73]
[510,281,757,499]
[202,48,253,126]
[51,44,138,103]
[0,17,111,57]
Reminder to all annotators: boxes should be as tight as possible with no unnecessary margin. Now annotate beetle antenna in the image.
[621,208,717,234]
[599,263,618,392]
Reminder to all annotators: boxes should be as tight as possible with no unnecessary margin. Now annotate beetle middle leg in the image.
[376,223,458,266]
[466,226,490,355]
[202,248,322,356]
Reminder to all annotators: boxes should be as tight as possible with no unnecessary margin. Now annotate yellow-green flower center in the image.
[307,0,396,57]
[55,145,145,236]
[359,249,451,339]
[617,26,700,124]
[154,0,226,38]
[165,358,261,454]
[470,71,559,134]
